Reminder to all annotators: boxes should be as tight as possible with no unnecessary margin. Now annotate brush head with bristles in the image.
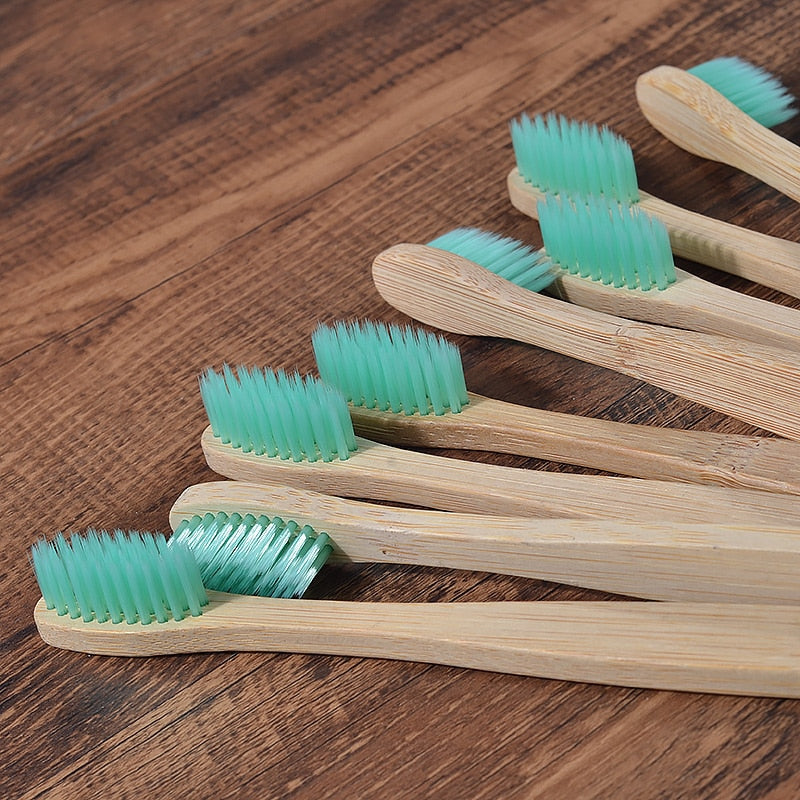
[538,195,677,292]
[313,320,469,416]
[199,365,357,462]
[31,531,208,624]
[688,57,797,128]
[427,227,558,293]
[510,112,640,204]
[171,512,332,599]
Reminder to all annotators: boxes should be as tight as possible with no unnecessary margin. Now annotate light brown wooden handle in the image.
[34,595,800,698]
[349,390,800,495]
[636,65,800,202]
[371,243,800,441]
[200,428,800,526]
[170,480,800,603]
[508,167,800,299]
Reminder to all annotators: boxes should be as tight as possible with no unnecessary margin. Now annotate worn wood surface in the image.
[3,1,800,797]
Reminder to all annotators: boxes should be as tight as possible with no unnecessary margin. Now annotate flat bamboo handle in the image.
[346,392,800,494]
[636,65,800,202]
[508,167,800,301]
[371,243,800,440]
[34,595,800,698]
[553,267,800,352]
[200,429,800,526]
[171,480,800,603]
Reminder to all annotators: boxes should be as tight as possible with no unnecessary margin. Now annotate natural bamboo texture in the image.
[347,390,800,494]
[372,243,800,440]
[200,427,800,525]
[171,480,800,603]
[11,2,800,797]
[33,594,800,699]
[636,65,800,203]
[508,167,800,301]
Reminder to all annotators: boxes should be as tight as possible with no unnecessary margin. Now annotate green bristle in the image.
[171,512,332,599]
[428,227,557,293]
[689,57,797,128]
[312,319,469,416]
[199,365,357,462]
[510,112,641,204]
[31,531,207,625]
[537,195,676,292]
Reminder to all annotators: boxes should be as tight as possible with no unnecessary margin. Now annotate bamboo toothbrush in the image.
[311,318,800,494]
[198,366,800,525]
[636,57,800,203]
[32,527,800,698]
[171,480,800,604]
[510,191,800,352]
[371,230,800,441]
[507,111,800,300]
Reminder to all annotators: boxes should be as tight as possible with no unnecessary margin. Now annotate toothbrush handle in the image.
[347,391,800,495]
[553,265,800,352]
[508,167,800,299]
[636,65,800,203]
[200,427,800,527]
[35,594,800,698]
[372,244,800,441]
[172,480,800,604]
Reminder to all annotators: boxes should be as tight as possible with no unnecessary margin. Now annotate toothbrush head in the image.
[510,112,640,204]
[171,512,332,599]
[538,195,676,292]
[428,227,557,293]
[31,530,208,624]
[312,319,468,416]
[688,57,797,128]
[199,365,357,462]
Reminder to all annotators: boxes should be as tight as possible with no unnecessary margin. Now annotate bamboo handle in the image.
[636,65,800,202]
[553,267,800,352]
[200,429,800,526]
[171,480,800,603]
[346,392,800,494]
[34,595,800,698]
[371,243,800,440]
[508,167,800,300]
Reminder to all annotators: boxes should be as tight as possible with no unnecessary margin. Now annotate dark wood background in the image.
[4,1,800,797]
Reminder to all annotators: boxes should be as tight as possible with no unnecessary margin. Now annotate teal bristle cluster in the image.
[510,112,640,204]
[31,531,207,624]
[428,227,557,293]
[689,57,797,128]
[538,195,677,291]
[199,365,357,462]
[313,320,469,416]
[172,512,332,599]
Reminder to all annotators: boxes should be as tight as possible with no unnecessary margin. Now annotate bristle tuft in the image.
[171,512,332,599]
[313,320,469,416]
[31,531,207,624]
[428,228,557,293]
[510,112,640,204]
[199,366,357,462]
[538,195,676,291]
[689,57,797,128]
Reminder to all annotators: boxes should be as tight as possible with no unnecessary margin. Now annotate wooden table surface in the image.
[4,1,800,797]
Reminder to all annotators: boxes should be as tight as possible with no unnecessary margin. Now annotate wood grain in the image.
[5,0,800,797]
[34,594,800,698]
[201,426,800,524]
[637,65,800,202]
[169,480,800,603]
[372,242,800,439]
